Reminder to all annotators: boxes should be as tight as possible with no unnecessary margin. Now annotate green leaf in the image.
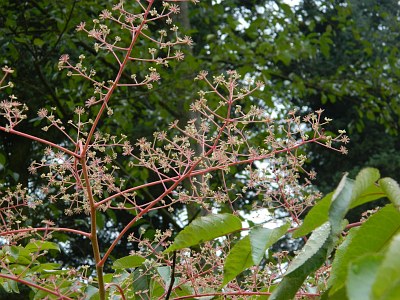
[31,263,61,273]
[347,254,383,300]
[96,211,106,230]
[165,214,242,253]
[157,266,171,285]
[132,269,150,300]
[0,152,6,171]
[25,241,60,252]
[329,174,354,235]
[222,223,289,286]
[379,177,400,210]
[323,287,347,300]
[351,168,380,202]
[270,174,356,299]
[157,265,179,290]
[150,279,165,298]
[249,223,290,264]
[279,3,293,16]
[172,283,194,298]
[277,51,292,66]
[372,233,400,299]
[8,263,28,276]
[292,192,332,238]
[350,184,384,209]
[294,173,353,238]
[112,255,145,270]
[320,34,332,59]
[222,236,253,286]
[287,222,331,275]
[33,38,44,47]
[270,222,331,300]
[329,205,400,295]
[1,279,19,294]
[380,284,400,300]
[10,246,20,260]
[83,285,99,300]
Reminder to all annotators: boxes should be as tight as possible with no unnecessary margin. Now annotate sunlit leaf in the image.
[379,177,400,210]
[222,236,253,286]
[25,241,60,252]
[270,222,331,300]
[249,223,290,264]
[351,168,380,201]
[372,233,400,299]
[112,255,145,270]
[347,254,382,300]
[329,204,400,295]
[165,214,242,253]
[293,193,332,238]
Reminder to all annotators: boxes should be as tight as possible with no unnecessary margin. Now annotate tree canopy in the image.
[1,0,399,298]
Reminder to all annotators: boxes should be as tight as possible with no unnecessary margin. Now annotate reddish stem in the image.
[0,273,73,300]
[0,126,79,158]
[0,227,90,238]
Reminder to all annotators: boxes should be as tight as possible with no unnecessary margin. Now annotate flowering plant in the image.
[1,1,398,299]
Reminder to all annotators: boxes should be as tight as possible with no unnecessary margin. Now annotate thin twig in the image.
[165,250,177,300]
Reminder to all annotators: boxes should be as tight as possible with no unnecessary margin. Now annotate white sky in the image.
[283,0,301,5]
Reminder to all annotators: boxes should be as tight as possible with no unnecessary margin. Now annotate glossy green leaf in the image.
[351,168,380,202]
[31,263,61,273]
[380,284,400,300]
[1,279,19,294]
[292,192,332,238]
[350,184,385,209]
[14,247,32,265]
[379,177,400,210]
[270,222,331,300]
[157,266,171,286]
[372,233,400,299]
[165,214,242,253]
[347,254,382,300]
[132,269,150,299]
[150,279,165,298]
[25,241,60,252]
[8,264,28,276]
[287,222,331,275]
[171,283,194,298]
[329,174,354,235]
[222,223,289,286]
[249,223,290,264]
[83,285,99,300]
[156,265,179,291]
[222,236,253,286]
[329,204,400,295]
[10,246,20,260]
[294,173,353,239]
[112,255,145,270]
